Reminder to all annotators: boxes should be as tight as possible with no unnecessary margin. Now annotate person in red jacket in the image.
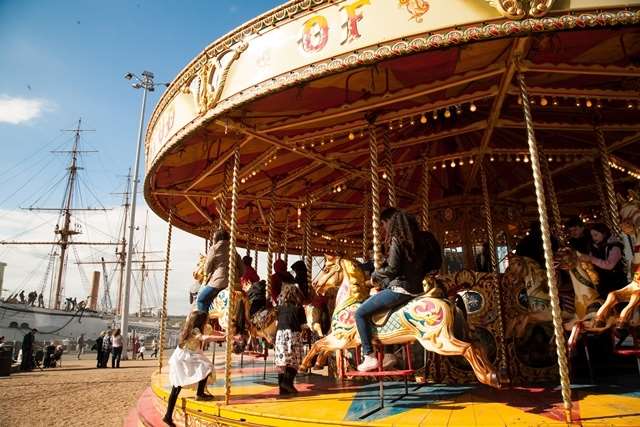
[240,256,260,290]
[269,259,295,304]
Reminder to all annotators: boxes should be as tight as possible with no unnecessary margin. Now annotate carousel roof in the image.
[144,0,640,254]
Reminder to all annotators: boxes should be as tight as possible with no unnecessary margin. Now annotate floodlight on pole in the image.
[120,70,168,360]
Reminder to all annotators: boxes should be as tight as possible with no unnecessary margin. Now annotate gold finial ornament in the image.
[484,0,556,19]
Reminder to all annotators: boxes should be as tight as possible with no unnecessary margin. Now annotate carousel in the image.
[128,1,640,426]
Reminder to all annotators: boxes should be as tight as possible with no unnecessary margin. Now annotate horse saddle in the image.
[371,288,447,327]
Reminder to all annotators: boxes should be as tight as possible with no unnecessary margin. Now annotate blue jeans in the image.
[196,286,222,312]
[355,288,413,355]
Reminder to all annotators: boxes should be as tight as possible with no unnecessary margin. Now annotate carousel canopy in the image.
[144,0,640,255]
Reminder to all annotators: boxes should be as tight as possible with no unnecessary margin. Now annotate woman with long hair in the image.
[163,310,218,426]
[355,208,426,372]
[579,222,627,298]
[274,284,306,394]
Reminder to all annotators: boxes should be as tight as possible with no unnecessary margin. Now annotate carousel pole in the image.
[304,196,312,287]
[246,206,253,258]
[420,156,431,230]
[224,144,241,405]
[362,191,370,260]
[218,161,232,229]
[595,125,622,236]
[541,153,563,238]
[368,118,383,270]
[383,132,397,208]
[266,182,277,303]
[592,161,611,227]
[518,72,573,422]
[480,163,507,376]
[283,207,290,267]
[158,210,173,374]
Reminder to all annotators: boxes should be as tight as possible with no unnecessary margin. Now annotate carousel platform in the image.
[128,352,640,427]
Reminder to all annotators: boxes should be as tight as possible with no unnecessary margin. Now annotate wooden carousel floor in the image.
[140,352,640,427]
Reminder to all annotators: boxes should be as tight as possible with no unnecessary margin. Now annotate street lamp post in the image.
[120,70,167,359]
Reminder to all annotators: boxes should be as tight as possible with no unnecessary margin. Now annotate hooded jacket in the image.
[204,240,245,290]
[270,259,295,302]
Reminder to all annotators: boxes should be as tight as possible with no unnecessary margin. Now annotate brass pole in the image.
[420,156,431,230]
[304,196,312,287]
[266,182,277,302]
[362,191,370,259]
[592,161,611,227]
[283,207,290,267]
[218,161,232,229]
[518,72,572,422]
[224,144,241,405]
[480,163,507,374]
[540,152,562,238]
[383,131,397,208]
[369,122,383,270]
[595,126,622,236]
[158,210,173,374]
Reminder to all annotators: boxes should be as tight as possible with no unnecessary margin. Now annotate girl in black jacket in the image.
[274,284,306,394]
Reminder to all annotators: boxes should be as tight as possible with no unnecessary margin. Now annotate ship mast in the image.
[116,170,132,314]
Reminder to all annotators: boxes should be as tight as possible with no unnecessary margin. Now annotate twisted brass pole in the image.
[541,153,563,238]
[362,191,370,259]
[218,160,232,229]
[369,123,383,270]
[591,160,611,228]
[266,182,276,302]
[595,126,621,236]
[480,163,507,374]
[304,198,312,287]
[158,210,173,374]
[246,206,253,258]
[223,144,241,405]
[420,156,431,230]
[283,207,290,267]
[518,73,572,422]
[383,131,397,208]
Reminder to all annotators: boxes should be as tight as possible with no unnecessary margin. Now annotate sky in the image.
[0,1,291,315]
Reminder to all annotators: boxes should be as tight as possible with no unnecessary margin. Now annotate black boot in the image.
[282,367,298,394]
[163,386,181,426]
[278,372,289,395]
[195,377,214,401]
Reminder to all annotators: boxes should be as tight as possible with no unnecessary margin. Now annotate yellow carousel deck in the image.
[141,352,640,427]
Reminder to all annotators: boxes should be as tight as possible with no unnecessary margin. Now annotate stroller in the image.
[43,344,64,368]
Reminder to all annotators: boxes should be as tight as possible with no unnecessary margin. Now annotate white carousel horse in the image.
[299,255,501,388]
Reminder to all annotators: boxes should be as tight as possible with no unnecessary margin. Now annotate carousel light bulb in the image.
[252,170,257,176]
[530,98,536,105]
[523,155,529,163]
[456,105,463,115]
[517,97,522,105]
[382,171,388,179]
[507,155,512,162]
[540,96,548,107]
[360,129,365,137]
[469,102,477,112]
[552,97,559,106]
[469,157,474,164]
[310,141,315,148]
[320,138,325,146]
[444,108,452,118]
[586,99,593,108]
[432,164,437,170]
[389,122,394,130]
[241,178,246,184]
[458,159,464,166]
[490,155,495,162]
[576,99,581,107]
[348,132,355,141]
[450,160,456,168]
[548,156,553,162]
[433,111,438,120]
[420,114,427,124]
[596,100,603,109]
[628,101,635,110]
[515,155,521,162]
[410,118,415,125]
[441,162,446,169]
[330,137,334,143]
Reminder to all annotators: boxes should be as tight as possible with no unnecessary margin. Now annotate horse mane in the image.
[339,258,369,301]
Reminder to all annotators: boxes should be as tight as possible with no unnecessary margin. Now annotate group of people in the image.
[94,329,124,368]
[14,290,45,308]
[516,216,631,299]
[161,207,442,426]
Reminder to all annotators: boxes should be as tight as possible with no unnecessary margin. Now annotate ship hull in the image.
[0,301,111,343]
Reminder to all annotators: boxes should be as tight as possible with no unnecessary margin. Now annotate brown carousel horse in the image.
[299,255,501,388]
[594,191,640,328]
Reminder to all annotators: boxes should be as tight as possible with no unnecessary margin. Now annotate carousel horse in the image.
[504,255,552,338]
[299,255,500,388]
[594,191,640,328]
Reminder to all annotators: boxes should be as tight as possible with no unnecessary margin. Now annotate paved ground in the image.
[0,353,160,427]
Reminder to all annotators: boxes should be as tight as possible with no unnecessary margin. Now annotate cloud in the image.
[0,95,52,124]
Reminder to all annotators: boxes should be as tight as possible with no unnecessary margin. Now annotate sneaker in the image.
[357,354,379,372]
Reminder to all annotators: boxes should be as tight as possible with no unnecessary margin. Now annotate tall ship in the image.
[0,120,162,344]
